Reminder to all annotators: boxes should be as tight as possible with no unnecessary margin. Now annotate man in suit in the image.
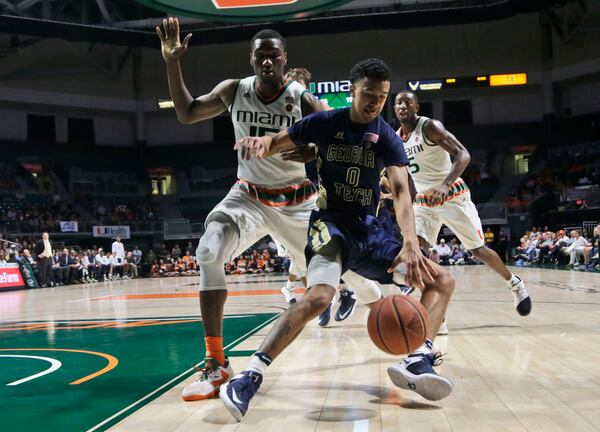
[35,232,53,287]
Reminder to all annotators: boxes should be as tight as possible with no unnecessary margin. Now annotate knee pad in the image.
[196,217,238,265]
[197,217,238,291]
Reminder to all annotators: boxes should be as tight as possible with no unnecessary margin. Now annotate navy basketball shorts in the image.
[305,210,402,286]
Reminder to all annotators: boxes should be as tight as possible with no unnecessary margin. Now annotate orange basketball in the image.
[367,295,430,355]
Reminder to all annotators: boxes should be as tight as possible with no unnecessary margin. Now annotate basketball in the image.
[367,295,430,355]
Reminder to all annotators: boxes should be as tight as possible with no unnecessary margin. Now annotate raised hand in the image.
[156,17,192,63]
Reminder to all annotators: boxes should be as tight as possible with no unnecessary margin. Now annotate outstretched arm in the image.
[422,119,471,204]
[156,17,237,124]
[235,130,296,160]
[386,165,437,287]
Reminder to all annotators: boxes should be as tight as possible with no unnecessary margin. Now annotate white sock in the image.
[285,280,294,291]
[507,274,520,288]
[247,352,271,375]
[411,338,434,355]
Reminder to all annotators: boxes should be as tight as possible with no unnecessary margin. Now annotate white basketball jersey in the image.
[398,116,459,193]
[230,76,307,187]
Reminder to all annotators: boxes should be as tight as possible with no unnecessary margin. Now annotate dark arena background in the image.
[1,1,599,431]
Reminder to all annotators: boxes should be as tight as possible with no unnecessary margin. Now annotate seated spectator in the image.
[428,248,440,264]
[565,230,591,267]
[434,239,452,265]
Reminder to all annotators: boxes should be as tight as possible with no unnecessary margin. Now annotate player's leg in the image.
[387,259,455,401]
[182,191,267,402]
[181,213,239,401]
[404,206,449,334]
[220,243,342,421]
[280,260,299,304]
[443,196,531,316]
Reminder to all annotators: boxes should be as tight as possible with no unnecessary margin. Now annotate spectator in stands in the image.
[565,230,591,267]
[125,251,138,278]
[536,232,555,264]
[548,230,571,264]
[449,243,467,265]
[112,236,126,268]
[34,232,54,288]
[434,239,452,265]
[497,231,509,263]
[484,227,495,248]
[132,245,143,265]
[171,243,182,259]
[157,244,168,261]
[185,241,195,256]
[585,225,600,269]
[58,248,74,284]
[22,249,35,266]
[428,248,440,264]
[143,249,157,277]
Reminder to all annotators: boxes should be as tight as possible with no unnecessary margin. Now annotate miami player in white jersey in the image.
[393,91,531,328]
[157,19,326,401]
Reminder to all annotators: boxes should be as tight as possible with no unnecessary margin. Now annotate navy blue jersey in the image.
[288,108,408,216]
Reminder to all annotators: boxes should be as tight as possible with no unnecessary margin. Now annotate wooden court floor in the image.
[1,265,599,431]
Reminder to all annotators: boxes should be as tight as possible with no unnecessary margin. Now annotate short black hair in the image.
[349,58,391,84]
[250,29,285,50]
[396,90,419,103]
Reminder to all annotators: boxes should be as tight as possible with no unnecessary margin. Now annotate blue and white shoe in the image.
[334,289,357,321]
[318,303,332,327]
[398,284,415,296]
[387,352,453,401]
[219,370,263,422]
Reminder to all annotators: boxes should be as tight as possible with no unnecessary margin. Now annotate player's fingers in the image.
[387,254,402,273]
[156,27,165,42]
[410,264,425,288]
[182,33,192,48]
[174,17,180,35]
[162,19,168,38]
[423,258,438,277]
[169,17,176,39]
[418,259,435,283]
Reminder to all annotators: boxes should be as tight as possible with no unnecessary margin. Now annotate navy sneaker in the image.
[318,303,332,327]
[398,284,415,296]
[334,289,357,321]
[219,370,263,422]
[387,352,453,401]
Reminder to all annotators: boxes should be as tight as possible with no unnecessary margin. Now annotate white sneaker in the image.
[387,352,453,401]
[182,358,234,401]
[509,275,532,316]
[437,318,449,336]
[280,286,296,304]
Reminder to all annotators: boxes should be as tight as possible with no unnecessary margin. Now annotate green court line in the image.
[86,313,279,432]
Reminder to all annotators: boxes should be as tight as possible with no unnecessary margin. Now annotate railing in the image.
[163,219,204,240]
[476,203,508,225]
[0,220,164,235]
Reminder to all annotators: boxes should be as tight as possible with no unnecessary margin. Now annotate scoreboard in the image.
[309,79,353,109]
[407,73,527,91]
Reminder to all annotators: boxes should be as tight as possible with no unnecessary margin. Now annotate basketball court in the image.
[2,266,599,431]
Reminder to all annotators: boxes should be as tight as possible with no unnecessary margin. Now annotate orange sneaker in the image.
[181,358,233,401]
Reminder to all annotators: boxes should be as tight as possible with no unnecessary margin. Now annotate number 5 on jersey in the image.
[408,156,420,174]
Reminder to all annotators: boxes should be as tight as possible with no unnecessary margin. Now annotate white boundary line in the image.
[86,313,279,432]
[0,355,62,386]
